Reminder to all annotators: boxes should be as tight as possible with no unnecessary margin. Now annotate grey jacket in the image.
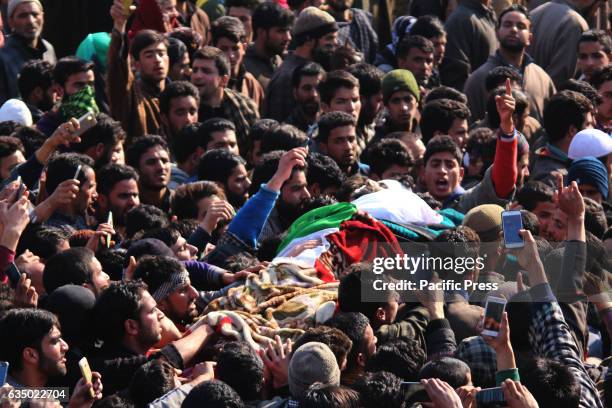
[449,166,513,213]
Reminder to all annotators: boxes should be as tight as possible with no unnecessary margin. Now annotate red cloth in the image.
[491,131,518,198]
[0,245,16,285]
[128,0,178,40]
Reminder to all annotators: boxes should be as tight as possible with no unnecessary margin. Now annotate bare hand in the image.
[267,147,308,191]
[201,200,234,234]
[482,312,510,352]
[13,273,38,308]
[0,180,20,202]
[421,378,463,408]
[190,361,216,383]
[85,223,115,253]
[0,194,31,237]
[67,372,103,408]
[501,380,539,408]
[495,79,515,134]
[49,118,81,148]
[260,335,292,389]
[48,179,80,208]
[110,0,131,32]
[553,174,585,221]
[284,239,321,257]
[456,385,480,408]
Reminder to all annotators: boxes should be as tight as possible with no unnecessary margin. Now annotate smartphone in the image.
[6,262,21,289]
[482,296,506,337]
[106,211,113,248]
[123,0,133,14]
[78,357,95,398]
[74,113,97,137]
[502,210,524,249]
[73,164,82,180]
[0,361,8,385]
[476,387,505,406]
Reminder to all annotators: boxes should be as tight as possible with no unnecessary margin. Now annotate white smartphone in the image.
[73,164,82,180]
[482,296,506,337]
[74,112,97,137]
[502,210,524,249]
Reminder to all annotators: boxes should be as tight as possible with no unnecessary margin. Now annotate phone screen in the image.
[483,299,505,335]
[502,211,523,247]
[6,263,21,289]
[476,387,505,406]
[0,361,8,385]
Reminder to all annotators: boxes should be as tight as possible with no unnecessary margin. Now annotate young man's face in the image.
[497,11,531,52]
[136,42,169,83]
[76,167,98,214]
[263,26,291,55]
[0,150,25,181]
[320,124,357,170]
[216,37,246,73]
[38,325,69,378]
[398,48,434,85]
[360,91,384,125]
[577,41,610,80]
[280,169,310,210]
[161,277,199,324]
[596,80,612,122]
[191,58,224,99]
[63,70,95,98]
[228,6,253,42]
[531,200,556,238]
[110,142,125,165]
[294,74,323,116]
[378,164,411,181]
[136,290,164,348]
[516,154,530,189]
[165,96,198,137]
[386,91,417,130]
[578,183,603,204]
[324,86,361,122]
[138,145,171,190]
[225,163,251,207]
[85,256,110,297]
[206,129,239,155]
[9,2,43,40]
[171,235,197,261]
[431,35,446,67]
[104,178,140,225]
[545,209,568,242]
[422,151,463,201]
[446,118,469,150]
[169,51,191,81]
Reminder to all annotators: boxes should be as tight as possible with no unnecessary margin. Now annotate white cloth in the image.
[275,227,337,266]
[0,99,32,126]
[568,128,612,160]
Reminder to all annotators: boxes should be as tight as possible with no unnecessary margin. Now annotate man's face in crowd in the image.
[294,74,323,117]
[169,51,191,81]
[360,91,384,125]
[596,80,612,122]
[191,58,224,99]
[103,178,140,225]
[379,164,411,180]
[263,26,291,55]
[313,32,339,68]
[135,290,164,348]
[578,183,603,204]
[161,277,199,324]
[446,118,469,150]
[497,11,531,52]
[516,154,530,189]
[387,91,417,130]
[165,96,198,137]
[171,235,197,261]
[0,150,25,181]
[328,0,353,12]
[38,325,69,378]
[431,35,446,67]
[63,70,95,98]
[324,86,361,122]
[545,209,568,242]
[111,142,125,165]
[76,167,98,214]
[216,37,245,73]
[320,124,357,170]
[138,145,171,190]
[206,129,239,155]
[9,2,43,40]
[225,163,251,207]
[531,200,556,238]
[136,42,169,83]
[278,170,310,220]
[398,47,434,85]
[228,6,253,42]
[577,41,610,80]
[85,256,111,297]
[360,324,377,365]
[422,152,463,201]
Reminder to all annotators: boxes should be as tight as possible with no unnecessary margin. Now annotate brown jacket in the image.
[229,65,264,112]
[106,30,164,145]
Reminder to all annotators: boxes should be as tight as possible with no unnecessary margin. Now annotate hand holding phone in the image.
[0,361,8,385]
[502,210,524,249]
[482,296,506,337]
[476,387,506,406]
[78,357,95,398]
[74,113,97,137]
[73,165,82,181]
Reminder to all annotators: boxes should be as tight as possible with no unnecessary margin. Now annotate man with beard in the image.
[591,66,612,133]
[96,164,141,240]
[17,59,56,123]
[68,114,127,170]
[285,62,326,133]
[0,308,103,402]
[159,81,200,142]
[347,63,384,153]
[198,149,251,209]
[317,111,368,176]
[245,2,294,90]
[464,4,555,122]
[263,6,338,122]
[326,0,378,64]
[0,0,56,105]
[133,255,199,330]
[126,135,173,213]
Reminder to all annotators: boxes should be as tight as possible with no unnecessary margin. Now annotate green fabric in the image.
[381,209,464,241]
[60,85,100,121]
[198,0,225,22]
[438,208,465,226]
[276,202,357,253]
[76,32,111,70]
[495,368,521,385]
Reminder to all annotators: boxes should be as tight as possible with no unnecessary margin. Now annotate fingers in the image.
[275,335,284,359]
[505,78,512,96]
[516,271,525,292]
[518,229,534,242]
[556,172,564,195]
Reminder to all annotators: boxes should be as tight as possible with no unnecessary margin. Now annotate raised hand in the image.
[495,78,516,134]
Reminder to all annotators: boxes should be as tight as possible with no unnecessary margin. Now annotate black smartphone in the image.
[476,387,506,406]
[6,262,21,289]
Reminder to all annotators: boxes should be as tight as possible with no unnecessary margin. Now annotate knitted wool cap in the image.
[288,342,340,398]
[568,128,612,160]
[568,156,609,199]
[8,0,42,17]
[292,7,338,40]
[462,204,504,243]
[382,69,420,103]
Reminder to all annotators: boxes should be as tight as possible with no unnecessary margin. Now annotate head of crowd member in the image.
[567,156,608,204]
[129,360,179,407]
[0,136,25,181]
[326,312,377,379]
[17,59,56,115]
[319,70,361,123]
[421,135,464,203]
[347,63,384,126]
[225,0,260,43]
[167,37,191,81]
[53,56,95,101]
[68,113,126,168]
[260,123,308,155]
[0,308,68,387]
[560,79,601,107]
[125,204,169,239]
[133,255,198,326]
[215,342,264,403]
[496,4,532,55]
[198,149,250,208]
[420,99,470,148]
[298,384,360,408]
[138,226,197,261]
[251,1,294,58]
[567,128,612,174]
[250,150,310,224]
[96,163,140,227]
[543,90,594,152]
[159,81,199,140]
[182,380,245,408]
[126,135,172,203]
[291,62,326,122]
[199,117,239,154]
[7,0,44,45]
[171,181,227,222]
[211,16,247,78]
[353,371,405,408]
[247,118,277,167]
[367,139,413,181]
[190,46,231,103]
[515,181,556,238]
[424,85,468,105]
[522,357,581,408]
[485,87,531,133]
[17,224,70,262]
[45,153,97,217]
[410,15,447,68]
[396,35,434,87]
[419,357,472,388]
[93,280,164,355]
[289,342,341,400]
[43,247,110,297]
[383,131,426,171]
[463,128,496,182]
[129,29,169,85]
[317,111,358,175]
[294,326,353,371]
[577,29,612,81]
[292,7,339,70]
[381,69,420,133]
[306,152,345,196]
[484,66,522,98]
[366,339,426,382]
[590,65,612,128]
